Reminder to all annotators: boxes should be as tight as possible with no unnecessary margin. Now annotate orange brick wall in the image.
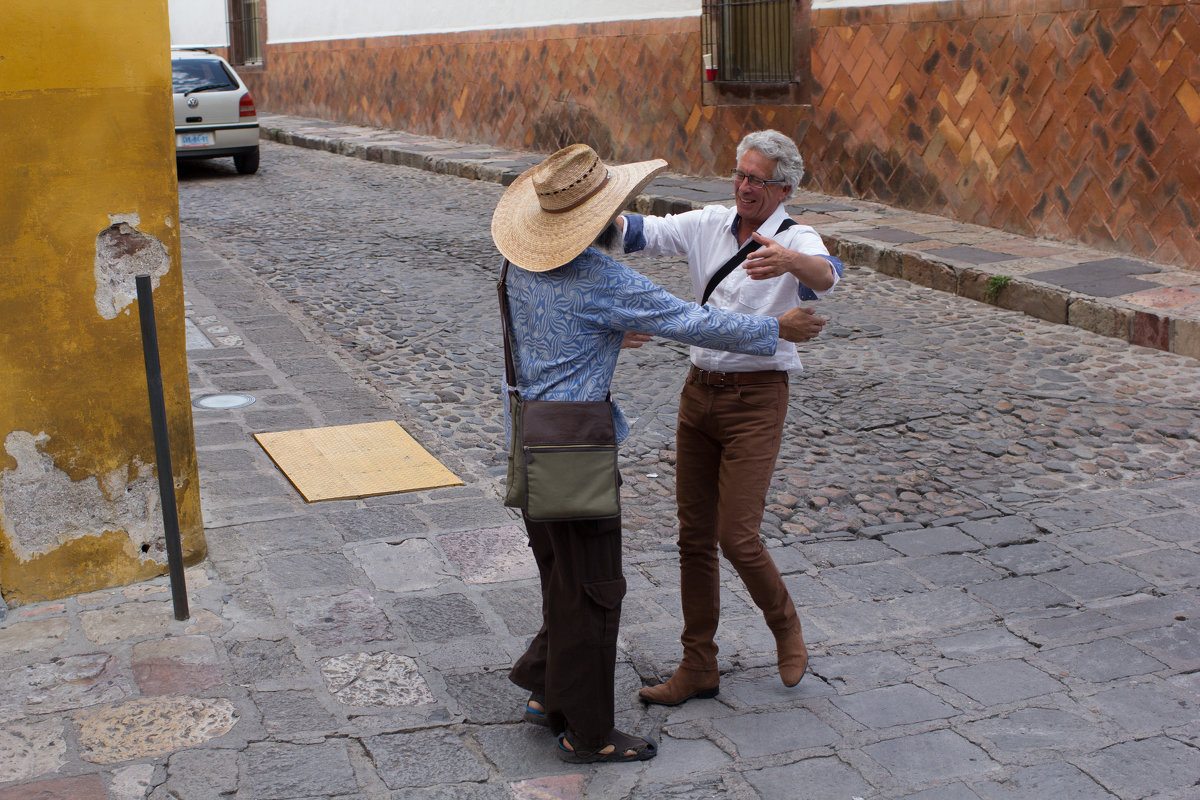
[243,1,1200,267]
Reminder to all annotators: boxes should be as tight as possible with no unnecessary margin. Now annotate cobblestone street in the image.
[2,138,1199,799]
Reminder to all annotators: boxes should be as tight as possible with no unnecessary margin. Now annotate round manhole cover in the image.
[192,393,256,410]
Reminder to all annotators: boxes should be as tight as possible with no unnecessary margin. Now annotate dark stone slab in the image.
[363,730,489,789]
[252,689,340,735]
[937,659,1063,705]
[811,651,918,690]
[264,553,362,590]
[1120,549,1200,586]
[211,373,278,392]
[861,729,995,784]
[962,707,1107,754]
[328,505,423,542]
[1075,736,1200,799]
[830,683,957,728]
[1131,511,1200,544]
[192,420,249,446]
[187,353,260,373]
[415,498,514,531]
[1031,504,1127,532]
[712,709,838,757]
[196,448,258,473]
[165,748,240,799]
[244,408,320,432]
[1008,610,1116,646]
[935,627,1034,661]
[857,226,930,244]
[743,756,873,800]
[957,516,1040,547]
[883,526,984,557]
[973,762,1110,800]
[240,741,358,798]
[1027,258,1162,297]
[442,670,527,724]
[979,542,1079,576]
[904,554,1006,588]
[926,246,1017,264]
[820,563,927,599]
[967,576,1074,611]
[1037,563,1148,602]
[1090,681,1200,735]
[800,538,898,567]
[287,588,395,647]
[1038,637,1166,682]
[392,593,490,641]
[227,638,306,684]
[1123,619,1200,670]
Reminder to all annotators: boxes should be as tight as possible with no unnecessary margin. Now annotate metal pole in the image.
[135,275,189,621]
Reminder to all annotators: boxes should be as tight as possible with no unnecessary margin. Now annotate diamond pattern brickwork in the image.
[808,0,1200,267]
[244,1,1200,269]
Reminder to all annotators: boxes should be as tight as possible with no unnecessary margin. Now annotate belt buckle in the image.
[704,369,728,387]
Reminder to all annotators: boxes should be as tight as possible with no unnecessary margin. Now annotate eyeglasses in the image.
[730,169,786,189]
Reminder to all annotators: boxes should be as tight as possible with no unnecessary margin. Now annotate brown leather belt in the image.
[687,366,788,387]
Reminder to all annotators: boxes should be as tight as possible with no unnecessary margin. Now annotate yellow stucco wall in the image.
[0,1,205,604]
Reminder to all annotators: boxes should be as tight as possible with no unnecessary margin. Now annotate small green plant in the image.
[984,274,1012,302]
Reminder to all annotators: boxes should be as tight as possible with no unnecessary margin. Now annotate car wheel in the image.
[234,147,260,175]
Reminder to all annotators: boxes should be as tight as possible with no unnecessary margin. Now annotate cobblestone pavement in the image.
[2,139,1199,800]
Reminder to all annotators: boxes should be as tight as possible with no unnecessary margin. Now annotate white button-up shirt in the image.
[624,204,841,373]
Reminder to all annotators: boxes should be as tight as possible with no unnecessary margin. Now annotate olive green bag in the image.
[499,261,621,522]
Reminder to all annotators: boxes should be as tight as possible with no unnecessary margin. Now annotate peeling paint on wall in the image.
[0,431,166,564]
[94,217,170,320]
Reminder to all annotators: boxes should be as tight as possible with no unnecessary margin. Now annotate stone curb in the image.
[260,125,1199,361]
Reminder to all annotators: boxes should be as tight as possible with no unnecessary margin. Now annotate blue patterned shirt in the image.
[503,248,780,442]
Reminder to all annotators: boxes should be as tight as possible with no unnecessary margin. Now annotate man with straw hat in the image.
[492,143,825,763]
[617,130,842,707]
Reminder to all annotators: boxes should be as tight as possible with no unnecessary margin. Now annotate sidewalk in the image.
[260,113,1200,361]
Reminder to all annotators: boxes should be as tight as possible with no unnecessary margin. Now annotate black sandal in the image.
[523,693,549,727]
[556,729,658,763]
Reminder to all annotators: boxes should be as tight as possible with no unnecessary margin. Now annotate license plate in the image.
[177,132,215,148]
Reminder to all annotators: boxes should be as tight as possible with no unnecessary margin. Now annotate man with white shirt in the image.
[620,130,843,705]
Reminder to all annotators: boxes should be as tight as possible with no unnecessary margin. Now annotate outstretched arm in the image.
[743,231,838,291]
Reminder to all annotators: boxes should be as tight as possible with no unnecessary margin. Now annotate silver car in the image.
[171,49,260,174]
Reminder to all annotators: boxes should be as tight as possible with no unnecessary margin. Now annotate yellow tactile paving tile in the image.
[254,421,462,502]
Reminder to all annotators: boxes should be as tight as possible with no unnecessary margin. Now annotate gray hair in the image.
[736,130,804,189]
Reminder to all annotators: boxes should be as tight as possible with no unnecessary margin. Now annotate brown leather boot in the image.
[638,667,719,706]
[775,625,808,687]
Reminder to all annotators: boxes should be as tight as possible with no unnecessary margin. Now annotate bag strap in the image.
[497,259,518,390]
[700,217,798,306]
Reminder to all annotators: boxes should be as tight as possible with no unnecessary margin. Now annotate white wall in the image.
[168,0,227,48]
[168,0,929,47]
[266,0,700,42]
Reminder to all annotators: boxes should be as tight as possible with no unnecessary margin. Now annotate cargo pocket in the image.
[583,577,627,644]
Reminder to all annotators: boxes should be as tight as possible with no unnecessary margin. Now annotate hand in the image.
[743,232,799,280]
[621,331,652,349]
[776,307,825,343]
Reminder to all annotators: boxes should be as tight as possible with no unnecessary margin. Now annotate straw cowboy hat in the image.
[491,144,667,272]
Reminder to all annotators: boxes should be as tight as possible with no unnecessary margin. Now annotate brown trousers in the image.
[509,514,626,749]
[674,368,800,673]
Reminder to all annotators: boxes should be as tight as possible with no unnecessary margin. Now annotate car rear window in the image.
[171,59,238,93]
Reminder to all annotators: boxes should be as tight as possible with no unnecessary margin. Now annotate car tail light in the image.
[239,93,257,117]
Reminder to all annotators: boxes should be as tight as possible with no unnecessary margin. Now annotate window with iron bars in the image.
[702,0,792,83]
[228,0,263,66]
